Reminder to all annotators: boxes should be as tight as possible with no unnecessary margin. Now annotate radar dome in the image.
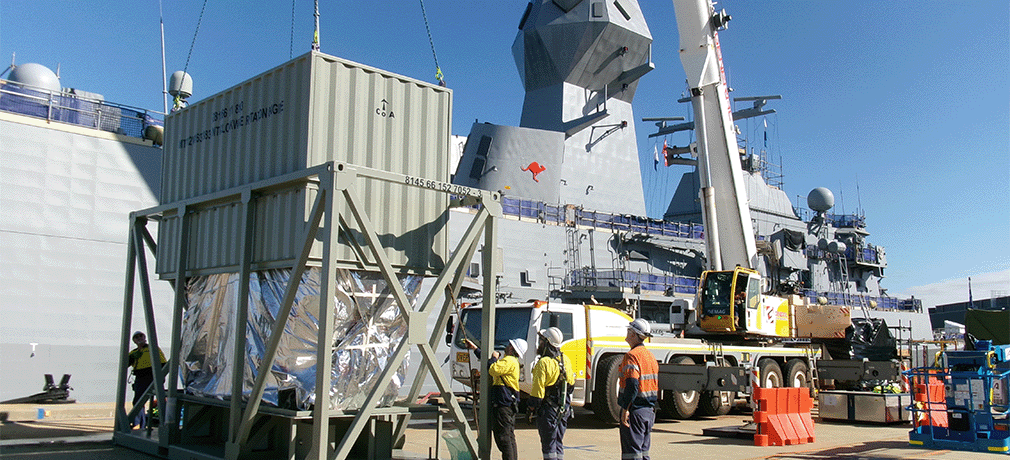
[169,71,193,99]
[8,63,61,92]
[807,187,835,213]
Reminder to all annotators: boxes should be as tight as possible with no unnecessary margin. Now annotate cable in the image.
[182,0,208,76]
[418,0,445,86]
[175,0,208,110]
[290,0,297,58]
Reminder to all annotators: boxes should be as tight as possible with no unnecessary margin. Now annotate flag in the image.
[663,139,669,167]
[653,144,659,171]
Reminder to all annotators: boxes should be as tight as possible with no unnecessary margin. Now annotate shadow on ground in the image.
[0,420,110,440]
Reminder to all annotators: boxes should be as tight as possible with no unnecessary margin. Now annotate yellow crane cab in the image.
[698,266,762,334]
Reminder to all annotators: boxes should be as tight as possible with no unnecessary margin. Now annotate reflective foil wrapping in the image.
[179,268,420,411]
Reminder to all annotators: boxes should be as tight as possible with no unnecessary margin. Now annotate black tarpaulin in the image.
[965,309,1010,345]
[846,317,898,361]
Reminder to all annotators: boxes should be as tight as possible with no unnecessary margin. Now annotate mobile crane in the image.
[673,0,797,338]
[448,0,901,424]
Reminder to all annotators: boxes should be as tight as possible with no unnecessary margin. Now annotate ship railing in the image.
[802,289,919,311]
[828,213,867,229]
[0,78,162,139]
[805,243,881,266]
[489,196,706,239]
[573,207,703,238]
[566,269,699,295]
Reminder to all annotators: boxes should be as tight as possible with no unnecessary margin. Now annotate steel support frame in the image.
[114,161,500,460]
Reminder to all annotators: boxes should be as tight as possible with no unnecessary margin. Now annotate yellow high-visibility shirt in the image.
[489,355,521,392]
[128,345,166,371]
[530,354,575,399]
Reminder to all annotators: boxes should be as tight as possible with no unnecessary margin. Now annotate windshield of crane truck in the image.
[456,307,532,351]
[701,271,733,316]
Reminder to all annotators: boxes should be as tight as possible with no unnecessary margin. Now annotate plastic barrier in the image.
[752,387,816,447]
[912,381,947,428]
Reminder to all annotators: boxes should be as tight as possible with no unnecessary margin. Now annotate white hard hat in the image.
[539,327,563,348]
[508,338,528,357]
[628,318,652,338]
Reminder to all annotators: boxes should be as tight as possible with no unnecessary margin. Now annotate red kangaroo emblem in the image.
[521,162,546,182]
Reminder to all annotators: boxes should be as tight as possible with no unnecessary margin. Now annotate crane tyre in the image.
[757,358,783,388]
[698,361,734,416]
[784,359,809,388]
[591,354,623,424]
[658,356,699,419]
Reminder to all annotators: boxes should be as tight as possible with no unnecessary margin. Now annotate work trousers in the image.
[619,406,655,460]
[492,404,517,460]
[131,370,154,428]
[537,406,569,459]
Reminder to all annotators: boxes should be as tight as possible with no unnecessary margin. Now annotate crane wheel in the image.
[591,354,624,424]
[784,359,809,388]
[757,358,783,389]
[658,356,699,419]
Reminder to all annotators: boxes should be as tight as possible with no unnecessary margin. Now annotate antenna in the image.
[855,175,863,217]
[159,0,168,114]
[838,181,844,217]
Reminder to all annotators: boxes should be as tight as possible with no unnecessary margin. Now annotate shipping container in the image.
[157,51,453,277]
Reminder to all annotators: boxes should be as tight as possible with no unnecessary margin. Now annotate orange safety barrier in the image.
[913,381,948,428]
[752,387,816,447]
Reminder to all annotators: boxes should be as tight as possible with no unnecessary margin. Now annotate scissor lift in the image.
[906,340,1010,454]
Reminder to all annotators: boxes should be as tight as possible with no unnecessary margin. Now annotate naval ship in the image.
[0,63,174,403]
[0,0,930,405]
[444,0,930,340]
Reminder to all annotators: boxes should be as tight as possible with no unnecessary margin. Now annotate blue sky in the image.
[2,0,1007,306]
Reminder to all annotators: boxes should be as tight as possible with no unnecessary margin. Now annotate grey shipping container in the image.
[157,51,453,277]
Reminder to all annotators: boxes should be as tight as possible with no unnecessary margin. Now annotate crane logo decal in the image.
[521,162,546,182]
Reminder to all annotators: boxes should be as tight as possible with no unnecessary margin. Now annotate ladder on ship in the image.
[566,227,595,289]
[611,232,628,292]
[837,251,871,319]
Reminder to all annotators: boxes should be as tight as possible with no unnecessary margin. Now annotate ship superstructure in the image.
[448,0,926,338]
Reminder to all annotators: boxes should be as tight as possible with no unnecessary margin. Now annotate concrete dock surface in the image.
[0,403,996,459]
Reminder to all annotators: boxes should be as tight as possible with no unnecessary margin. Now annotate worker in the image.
[735,289,747,330]
[464,337,528,460]
[529,327,575,460]
[619,319,659,460]
[127,331,166,429]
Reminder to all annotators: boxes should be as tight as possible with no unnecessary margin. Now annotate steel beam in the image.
[230,184,328,456]
[113,219,138,434]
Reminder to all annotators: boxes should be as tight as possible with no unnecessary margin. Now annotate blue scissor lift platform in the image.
[906,340,1010,454]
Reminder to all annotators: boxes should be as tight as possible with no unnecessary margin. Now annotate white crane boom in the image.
[673,0,757,271]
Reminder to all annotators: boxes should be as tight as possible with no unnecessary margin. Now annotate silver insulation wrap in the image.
[179,268,421,411]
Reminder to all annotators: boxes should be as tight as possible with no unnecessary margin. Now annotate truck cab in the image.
[449,301,631,408]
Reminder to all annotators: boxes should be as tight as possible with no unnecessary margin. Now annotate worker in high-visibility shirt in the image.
[465,337,527,460]
[529,327,575,460]
[127,331,166,429]
[619,319,659,460]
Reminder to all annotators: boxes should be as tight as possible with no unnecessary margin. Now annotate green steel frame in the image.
[113,161,502,460]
